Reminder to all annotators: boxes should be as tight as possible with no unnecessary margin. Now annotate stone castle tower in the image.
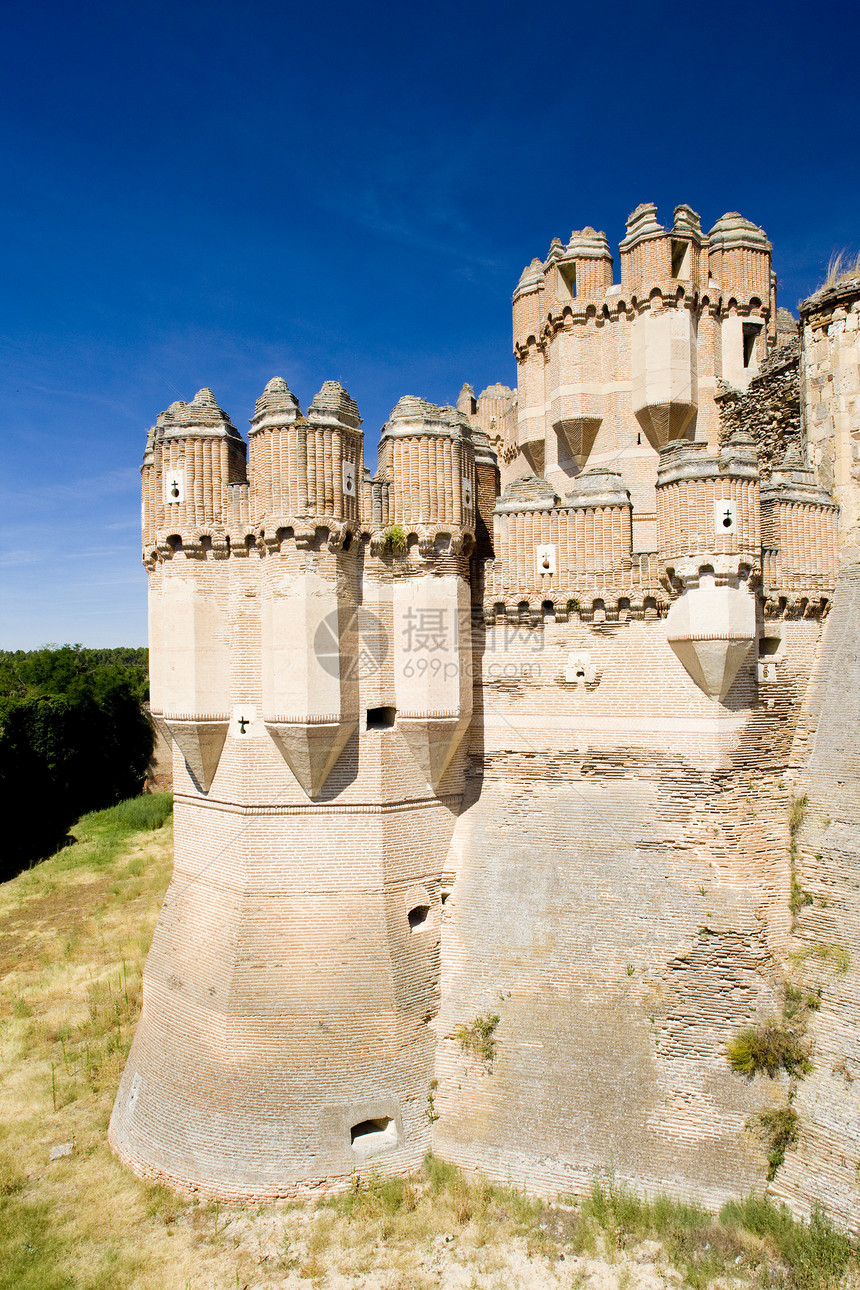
[111,206,860,1230]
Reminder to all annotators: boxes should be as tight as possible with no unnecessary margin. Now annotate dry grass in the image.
[1,796,857,1290]
[821,250,860,290]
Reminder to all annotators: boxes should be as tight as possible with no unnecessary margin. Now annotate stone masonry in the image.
[111,205,858,1231]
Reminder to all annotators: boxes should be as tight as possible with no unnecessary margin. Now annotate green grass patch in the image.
[0,1192,77,1290]
[721,1195,855,1290]
[791,943,851,975]
[574,1180,857,1290]
[43,793,173,875]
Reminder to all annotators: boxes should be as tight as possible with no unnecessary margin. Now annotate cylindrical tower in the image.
[376,396,476,539]
[707,212,773,391]
[620,204,706,449]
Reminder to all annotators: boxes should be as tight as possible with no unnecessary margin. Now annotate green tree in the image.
[0,646,154,879]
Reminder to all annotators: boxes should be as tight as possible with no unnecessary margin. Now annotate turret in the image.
[657,433,760,700]
[142,387,247,552]
[373,397,476,790]
[376,397,476,545]
[545,229,613,476]
[760,449,839,602]
[248,377,363,545]
[144,389,246,792]
[250,379,363,799]
[619,203,709,298]
[620,204,706,448]
[707,213,772,391]
[513,229,614,481]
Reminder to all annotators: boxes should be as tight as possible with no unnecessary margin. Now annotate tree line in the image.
[0,646,154,880]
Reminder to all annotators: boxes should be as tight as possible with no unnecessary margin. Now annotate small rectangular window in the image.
[742,322,761,368]
[350,1117,397,1155]
[366,706,396,730]
[671,239,691,279]
[556,263,576,300]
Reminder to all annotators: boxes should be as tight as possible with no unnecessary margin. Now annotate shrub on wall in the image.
[727,1021,812,1080]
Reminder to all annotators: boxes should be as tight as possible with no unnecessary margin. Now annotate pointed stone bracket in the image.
[665,580,756,701]
[162,714,230,793]
[666,634,754,701]
[397,711,470,791]
[265,715,357,799]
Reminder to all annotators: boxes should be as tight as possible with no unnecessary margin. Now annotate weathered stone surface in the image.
[717,339,801,476]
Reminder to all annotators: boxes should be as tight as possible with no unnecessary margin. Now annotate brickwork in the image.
[435,616,822,1205]
[114,203,857,1222]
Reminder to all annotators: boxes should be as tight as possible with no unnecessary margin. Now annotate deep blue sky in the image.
[1,0,858,647]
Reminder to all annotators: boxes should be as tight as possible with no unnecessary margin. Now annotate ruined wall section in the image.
[716,340,802,475]
[433,611,825,1206]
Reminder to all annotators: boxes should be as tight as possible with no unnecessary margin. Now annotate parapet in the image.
[376,397,477,544]
[761,450,840,602]
[485,469,636,615]
[247,378,364,542]
[656,434,761,581]
[619,202,709,297]
[141,388,247,553]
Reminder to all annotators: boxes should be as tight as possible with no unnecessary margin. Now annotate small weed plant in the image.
[792,942,851,975]
[753,1106,800,1180]
[382,524,407,556]
[788,794,813,922]
[455,1012,500,1070]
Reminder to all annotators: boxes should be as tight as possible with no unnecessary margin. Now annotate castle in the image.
[110,204,860,1231]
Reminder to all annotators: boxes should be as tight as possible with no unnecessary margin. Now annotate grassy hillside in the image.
[0,797,856,1290]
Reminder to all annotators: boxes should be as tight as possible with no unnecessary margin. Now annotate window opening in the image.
[350,1117,397,1153]
[671,239,691,279]
[366,706,396,730]
[408,904,430,931]
[556,262,576,300]
[742,322,760,368]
